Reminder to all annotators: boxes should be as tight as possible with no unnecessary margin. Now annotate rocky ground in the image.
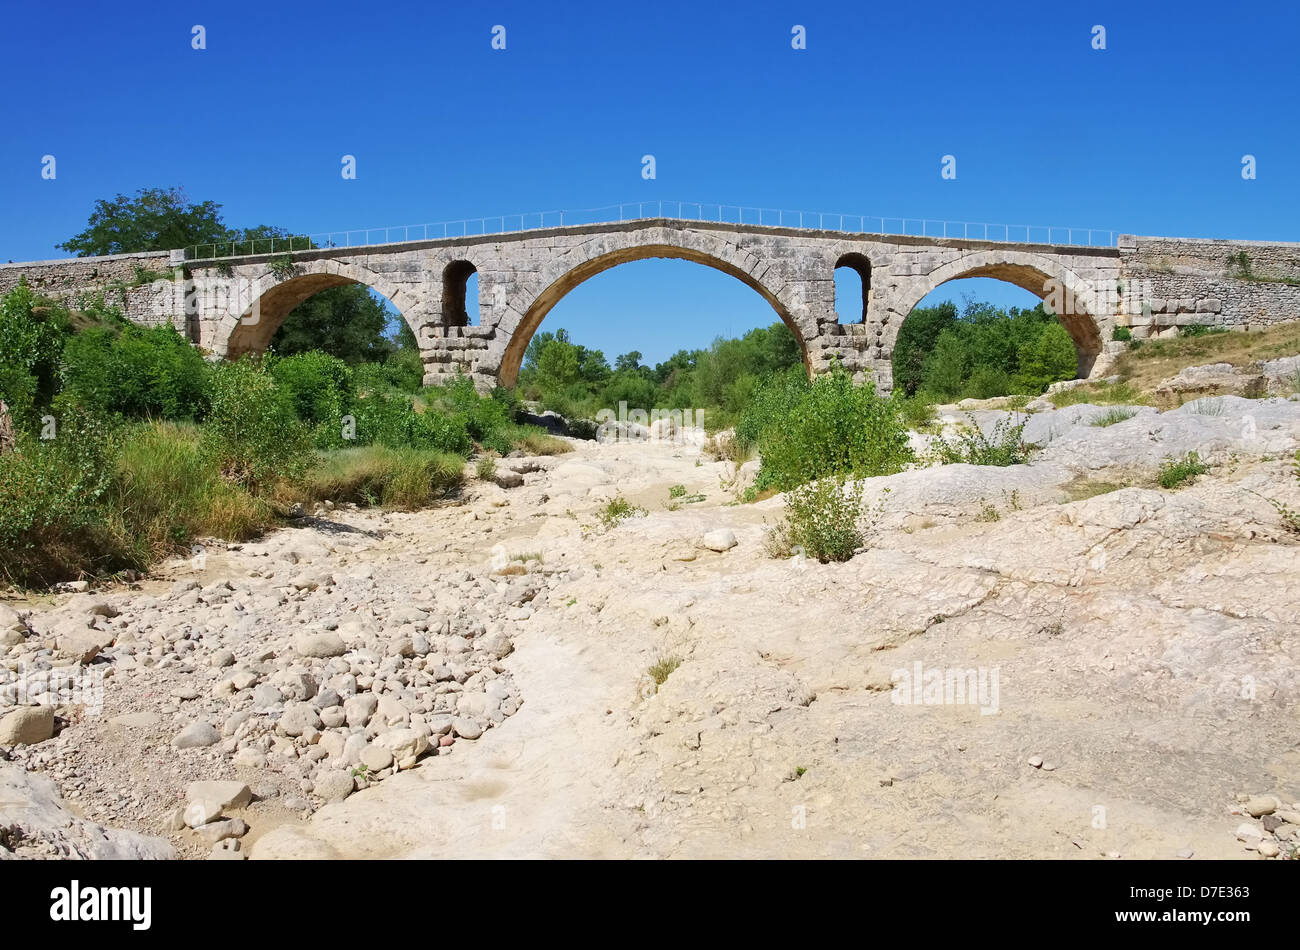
[2,394,1300,860]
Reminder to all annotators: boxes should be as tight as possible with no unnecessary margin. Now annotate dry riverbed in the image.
[3,396,1300,860]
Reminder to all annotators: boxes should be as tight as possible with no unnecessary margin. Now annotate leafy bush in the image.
[1157,452,1208,489]
[765,477,880,563]
[0,282,70,429]
[898,394,937,431]
[347,390,473,456]
[270,351,353,426]
[0,411,129,585]
[1112,326,1133,342]
[742,369,913,492]
[930,414,1031,466]
[200,358,311,492]
[60,323,209,420]
[895,300,1078,400]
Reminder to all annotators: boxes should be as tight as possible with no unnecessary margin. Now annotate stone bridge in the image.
[3,218,1298,393]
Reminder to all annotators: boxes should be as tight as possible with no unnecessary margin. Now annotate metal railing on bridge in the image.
[183,200,1118,260]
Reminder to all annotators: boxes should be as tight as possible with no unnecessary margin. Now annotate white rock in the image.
[173,722,221,749]
[700,529,738,552]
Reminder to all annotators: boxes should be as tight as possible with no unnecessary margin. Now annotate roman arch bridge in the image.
[4,208,1298,393]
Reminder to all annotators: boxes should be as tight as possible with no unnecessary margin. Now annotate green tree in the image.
[892,302,956,395]
[1015,322,1078,392]
[535,337,581,390]
[270,286,396,363]
[57,187,231,256]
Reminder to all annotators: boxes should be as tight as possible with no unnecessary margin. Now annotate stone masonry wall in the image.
[1118,235,1300,338]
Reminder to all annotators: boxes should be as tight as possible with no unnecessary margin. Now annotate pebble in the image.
[452,718,483,740]
[1244,795,1278,818]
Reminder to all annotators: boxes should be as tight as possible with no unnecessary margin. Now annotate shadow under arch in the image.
[894,251,1105,378]
[218,261,417,359]
[497,245,811,388]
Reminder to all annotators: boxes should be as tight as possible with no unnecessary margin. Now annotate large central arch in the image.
[496,241,812,388]
[894,249,1106,377]
[214,259,420,358]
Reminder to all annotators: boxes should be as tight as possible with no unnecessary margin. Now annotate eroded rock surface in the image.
[4,399,1300,860]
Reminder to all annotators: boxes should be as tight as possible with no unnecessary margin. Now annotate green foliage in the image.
[267,255,297,281]
[1048,380,1146,408]
[518,321,803,424]
[595,496,647,531]
[56,187,230,256]
[299,446,464,510]
[740,369,913,492]
[1015,322,1078,393]
[1091,407,1137,427]
[350,390,473,456]
[898,394,938,431]
[1178,324,1228,338]
[892,302,957,396]
[59,323,209,420]
[646,655,682,688]
[270,285,401,364]
[930,414,1031,466]
[733,364,808,451]
[270,351,353,427]
[1112,326,1133,342]
[476,455,498,480]
[0,411,128,585]
[894,300,1078,400]
[765,477,879,563]
[0,282,69,428]
[1157,452,1208,489]
[200,358,312,492]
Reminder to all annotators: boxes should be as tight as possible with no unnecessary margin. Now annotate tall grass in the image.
[296,445,464,510]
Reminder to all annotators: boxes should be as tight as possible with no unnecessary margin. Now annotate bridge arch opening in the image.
[834,252,872,324]
[498,245,811,390]
[891,260,1104,400]
[221,264,419,363]
[442,259,479,327]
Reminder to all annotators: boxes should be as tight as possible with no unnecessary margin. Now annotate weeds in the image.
[764,479,886,563]
[1091,407,1137,427]
[929,414,1031,466]
[1157,452,1208,489]
[646,655,681,689]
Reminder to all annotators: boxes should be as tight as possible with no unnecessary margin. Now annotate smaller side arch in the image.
[834,252,872,324]
[442,259,477,327]
[213,259,418,358]
[892,250,1105,377]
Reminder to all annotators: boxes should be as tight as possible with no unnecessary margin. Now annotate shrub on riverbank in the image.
[739,369,913,492]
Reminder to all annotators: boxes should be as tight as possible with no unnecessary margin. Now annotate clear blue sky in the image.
[2,0,1297,364]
